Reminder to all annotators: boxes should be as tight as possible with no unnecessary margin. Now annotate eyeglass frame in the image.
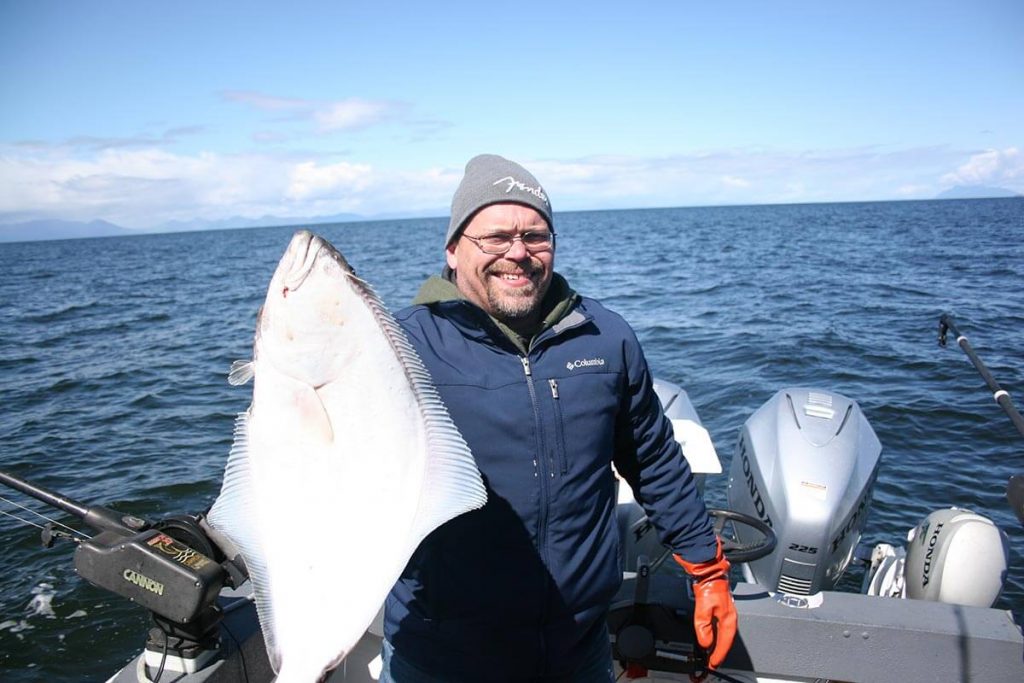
[459,230,556,255]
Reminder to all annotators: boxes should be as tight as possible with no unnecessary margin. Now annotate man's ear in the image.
[445,242,458,271]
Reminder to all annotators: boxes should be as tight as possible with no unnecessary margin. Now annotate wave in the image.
[22,301,102,324]
[0,356,40,369]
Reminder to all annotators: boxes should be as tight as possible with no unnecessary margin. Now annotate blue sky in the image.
[1,1,1021,229]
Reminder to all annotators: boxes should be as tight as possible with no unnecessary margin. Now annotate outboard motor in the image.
[652,378,721,496]
[904,508,1009,607]
[727,388,881,594]
[617,379,722,568]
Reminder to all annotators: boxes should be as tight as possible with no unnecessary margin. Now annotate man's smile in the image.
[493,271,534,286]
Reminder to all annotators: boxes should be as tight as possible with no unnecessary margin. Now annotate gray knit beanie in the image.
[446,154,553,246]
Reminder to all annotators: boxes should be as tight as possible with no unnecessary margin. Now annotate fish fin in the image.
[227,360,255,386]
[410,383,489,543]
[346,270,486,539]
[206,412,283,673]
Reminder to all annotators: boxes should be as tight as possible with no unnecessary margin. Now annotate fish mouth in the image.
[282,231,326,293]
[280,230,357,295]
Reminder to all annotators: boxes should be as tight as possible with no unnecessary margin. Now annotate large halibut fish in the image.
[208,230,486,682]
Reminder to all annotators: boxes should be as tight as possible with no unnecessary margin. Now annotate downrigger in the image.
[0,469,246,676]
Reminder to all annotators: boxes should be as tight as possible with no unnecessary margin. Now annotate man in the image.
[383,154,735,682]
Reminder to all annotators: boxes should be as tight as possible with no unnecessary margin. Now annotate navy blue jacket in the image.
[385,286,716,681]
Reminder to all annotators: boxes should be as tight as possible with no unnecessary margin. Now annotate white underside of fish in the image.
[207,231,486,682]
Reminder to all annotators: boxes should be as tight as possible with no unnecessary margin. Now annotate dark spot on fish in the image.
[283,286,289,298]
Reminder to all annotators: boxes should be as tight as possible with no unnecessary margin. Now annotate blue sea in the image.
[1,198,1022,680]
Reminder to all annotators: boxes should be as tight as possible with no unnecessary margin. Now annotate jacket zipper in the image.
[549,379,568,475]
[521,355,537,482]
[521,354,551,644]
[520,355,548,498]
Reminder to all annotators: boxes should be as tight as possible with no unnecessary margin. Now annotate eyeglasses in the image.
[461,231,555,255]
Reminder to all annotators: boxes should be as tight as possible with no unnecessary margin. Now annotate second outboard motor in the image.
[904,508,1009,607]
[727,388,882,594]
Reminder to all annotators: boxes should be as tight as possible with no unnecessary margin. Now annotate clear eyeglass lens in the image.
[521,232,552,247]
[472,232,553,254]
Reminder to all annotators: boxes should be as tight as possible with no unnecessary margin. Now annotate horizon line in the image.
[1,194,1021,246]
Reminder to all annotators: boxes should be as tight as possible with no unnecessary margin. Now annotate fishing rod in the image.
[938,313,1024,524]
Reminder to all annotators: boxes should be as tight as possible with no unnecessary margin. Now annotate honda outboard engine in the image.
[904,507,1009,607]
[727,388,882,594]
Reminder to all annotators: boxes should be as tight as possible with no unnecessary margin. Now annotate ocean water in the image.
[0,198,1022,680]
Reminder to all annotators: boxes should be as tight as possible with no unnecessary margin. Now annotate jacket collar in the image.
[411,269,585,353]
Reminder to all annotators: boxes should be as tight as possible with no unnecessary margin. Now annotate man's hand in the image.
[673,540,736,669]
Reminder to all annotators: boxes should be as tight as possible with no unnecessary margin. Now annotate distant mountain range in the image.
[0,210,446,244]
[155,212,366,234]
[2,189,1019,244]
[935,185,1022,200]
[0,219,134,243]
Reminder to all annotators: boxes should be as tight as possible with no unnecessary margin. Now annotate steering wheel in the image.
[707,508,776,563]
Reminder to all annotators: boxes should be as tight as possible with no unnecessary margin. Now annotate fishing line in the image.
[0,493,90,540]
[0,505,47,530]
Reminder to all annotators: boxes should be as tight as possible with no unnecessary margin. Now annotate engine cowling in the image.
[904,507,1009,607]
[727,388,882,594]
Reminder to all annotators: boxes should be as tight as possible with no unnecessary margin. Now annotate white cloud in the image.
[895,183,931,197]
[533,147,973,210]
[221,90,310,112]
[720,175,751,189]
[2,143,1017,230]
[252,130,290,144]
[223,90,407,134]
[940,147,1021,187]
[0,146,453,228]
[286,161,373,201]
[8,127,206,153]
[313,99,405,133]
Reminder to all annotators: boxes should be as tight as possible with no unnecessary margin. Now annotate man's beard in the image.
[485,264,549,322]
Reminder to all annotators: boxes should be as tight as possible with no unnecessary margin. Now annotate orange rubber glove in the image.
[674,539,736,669]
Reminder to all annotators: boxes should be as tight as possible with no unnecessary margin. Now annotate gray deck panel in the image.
[614,577,1024,683]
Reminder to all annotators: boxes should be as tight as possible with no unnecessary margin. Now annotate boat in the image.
[2,319,1022,683]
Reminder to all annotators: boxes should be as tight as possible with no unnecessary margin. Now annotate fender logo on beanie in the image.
[492,176,548,203]
[446,154,554,246]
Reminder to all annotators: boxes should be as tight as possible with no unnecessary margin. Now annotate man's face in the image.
[446,203,554,331]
